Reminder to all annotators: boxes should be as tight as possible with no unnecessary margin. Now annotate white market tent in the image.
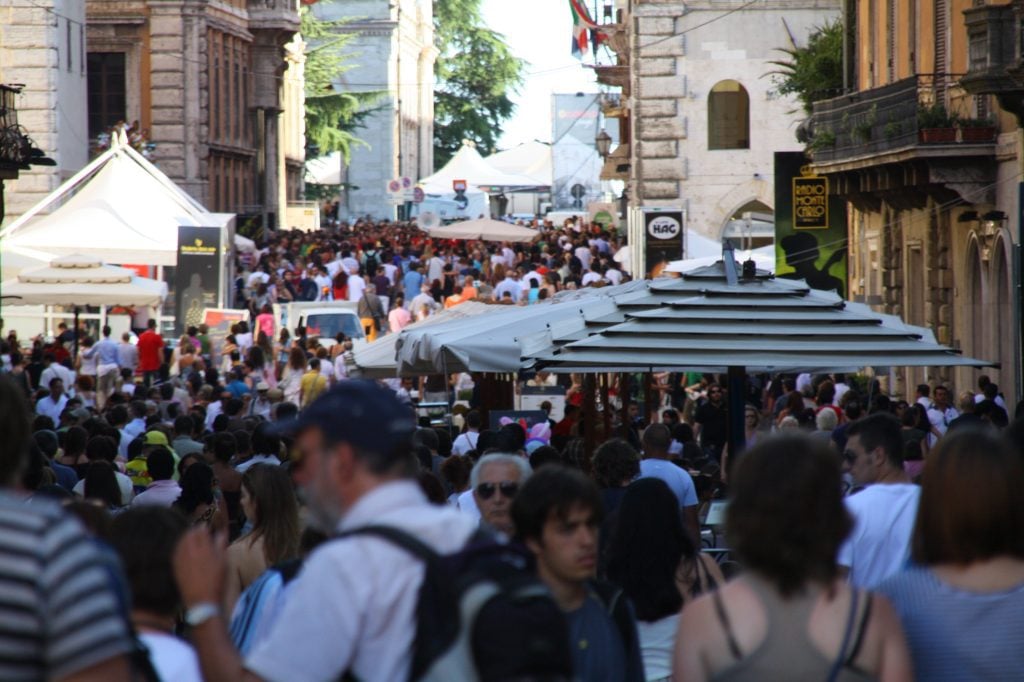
[305,151,343,185]
[485,141,552,187]
[0,132,235,268]
[426,218,539,243]
[419,142,545,195]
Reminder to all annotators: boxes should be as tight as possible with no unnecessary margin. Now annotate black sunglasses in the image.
[843,449,858,463]
[476,481,519,500]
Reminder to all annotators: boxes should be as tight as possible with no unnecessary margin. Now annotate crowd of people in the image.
[1,220,1024,681]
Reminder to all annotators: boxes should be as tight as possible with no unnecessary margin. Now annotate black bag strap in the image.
[335,524,441,565]
[826,588,861,682]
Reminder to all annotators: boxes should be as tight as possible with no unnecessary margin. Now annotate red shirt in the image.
[137,330,164,371]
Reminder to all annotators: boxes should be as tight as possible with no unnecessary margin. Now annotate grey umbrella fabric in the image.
[527,262,992,373]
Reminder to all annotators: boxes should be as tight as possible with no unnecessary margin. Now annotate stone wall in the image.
[629,0,841,238]
[0,0,88,224]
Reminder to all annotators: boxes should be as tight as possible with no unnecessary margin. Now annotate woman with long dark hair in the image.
[172,461,226,532]
[674,433,911,680]
[82,461,124,513]
[606,477,723,681]
[224,464,300,612]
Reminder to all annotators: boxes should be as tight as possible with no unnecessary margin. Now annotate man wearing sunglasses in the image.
[471,453,531,537]
[837,412,919,589]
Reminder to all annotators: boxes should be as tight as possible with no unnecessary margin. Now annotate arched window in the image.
[708,80,750,150]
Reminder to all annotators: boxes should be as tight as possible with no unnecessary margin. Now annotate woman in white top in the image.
[278,345,307,405]
[605,477,724,681]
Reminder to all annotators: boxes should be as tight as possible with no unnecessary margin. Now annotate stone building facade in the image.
[611,0,840,245]
[0,0,89,223]
[313,0,435,220]
[807,0,1020,399]
[84,0,302,229]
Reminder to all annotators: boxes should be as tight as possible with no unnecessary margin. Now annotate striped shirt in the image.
[0,493,132,680]
[878,566,1024,681]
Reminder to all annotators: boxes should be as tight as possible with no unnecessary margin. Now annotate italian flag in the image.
[570,0,607,58]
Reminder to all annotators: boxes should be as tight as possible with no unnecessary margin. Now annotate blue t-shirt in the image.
[878,566,1024,681]
[638,458,698,508]
[567,594,629,682]
[403,270,424,297]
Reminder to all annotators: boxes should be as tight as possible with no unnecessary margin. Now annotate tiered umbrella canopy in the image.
[528,262,992,373]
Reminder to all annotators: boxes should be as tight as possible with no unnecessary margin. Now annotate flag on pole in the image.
[569,0,607,58]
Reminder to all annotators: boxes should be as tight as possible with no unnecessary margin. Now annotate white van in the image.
[273,301,366,349]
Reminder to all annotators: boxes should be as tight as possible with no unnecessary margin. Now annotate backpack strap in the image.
[826,587,861,682]
[335,525,441,564]
[589,580,641,667]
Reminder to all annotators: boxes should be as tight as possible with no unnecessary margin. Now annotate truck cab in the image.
[273,301,366,349]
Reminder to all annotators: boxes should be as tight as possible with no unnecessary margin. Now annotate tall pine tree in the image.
[433,0,525,168]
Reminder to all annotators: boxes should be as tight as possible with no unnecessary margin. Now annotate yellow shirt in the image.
[300,370,327,407]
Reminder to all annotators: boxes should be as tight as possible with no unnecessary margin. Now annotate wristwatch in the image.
[184,602,220,628]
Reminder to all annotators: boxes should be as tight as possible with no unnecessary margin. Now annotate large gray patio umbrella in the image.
[528,249,993,453]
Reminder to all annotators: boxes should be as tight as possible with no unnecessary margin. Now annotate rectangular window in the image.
[87,52,127,139]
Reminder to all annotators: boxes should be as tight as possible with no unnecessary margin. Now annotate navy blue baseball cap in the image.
[270,380,416,453]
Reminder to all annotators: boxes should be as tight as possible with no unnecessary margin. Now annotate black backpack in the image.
[336,525,573,682]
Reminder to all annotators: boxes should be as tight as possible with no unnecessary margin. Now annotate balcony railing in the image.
[808,74,988,164]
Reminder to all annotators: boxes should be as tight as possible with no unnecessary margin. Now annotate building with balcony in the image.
[311,0,435,221]
[84,0,302,231]
[0,1,88,224]
[807,0,1019,399]
[612,0,839,249]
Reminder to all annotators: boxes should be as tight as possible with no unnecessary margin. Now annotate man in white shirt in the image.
[409,285,439,315]
[173,381,477,682]
[494,273,522,302]
[236,423,284,473]
[346,273,367,302]
[36,377,69,423]
[452,410,482,455]
[925,384,958,445]
[838,413,920,588]
[604,265,623,286]
[118,332,139,374]
[574,244,592,271]
[427,252,446,285]
[39,354,76,396]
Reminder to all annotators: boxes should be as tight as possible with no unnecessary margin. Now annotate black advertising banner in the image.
[644,210,684,278]
[774,152,847,297]
[176,226,221,334]
[792,176,829,228]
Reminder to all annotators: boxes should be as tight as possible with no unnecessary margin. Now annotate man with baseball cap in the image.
[173,381,477,681]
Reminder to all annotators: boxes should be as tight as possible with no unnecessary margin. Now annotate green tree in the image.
[302,5,382,162]
[768,20,843,115]
[433,0,525,168]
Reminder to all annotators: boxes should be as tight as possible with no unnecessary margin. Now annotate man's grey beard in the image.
[297,487,341,533]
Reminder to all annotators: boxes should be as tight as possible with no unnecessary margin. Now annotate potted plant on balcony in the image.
[809,128,836,151]
[958,117,997,143]
[917,104,958,143]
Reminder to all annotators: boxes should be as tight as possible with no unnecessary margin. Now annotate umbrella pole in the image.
[73,307,79,361]
[726,366,746,469]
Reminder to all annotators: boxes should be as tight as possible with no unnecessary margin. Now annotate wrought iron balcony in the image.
[807,74,995,166]
[0,84,54,178]
[961,1,1024,123]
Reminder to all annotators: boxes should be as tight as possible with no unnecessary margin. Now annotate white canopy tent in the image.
[419,142,544,194]
[0,133,235,268]
[485,141,552,187]
[305,152,343,185]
